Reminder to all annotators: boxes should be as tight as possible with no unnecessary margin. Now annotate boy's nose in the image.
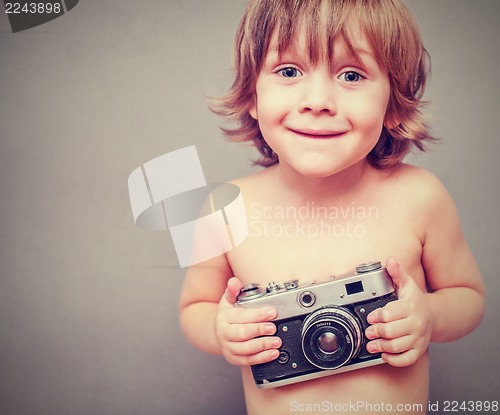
[299,72,337,115]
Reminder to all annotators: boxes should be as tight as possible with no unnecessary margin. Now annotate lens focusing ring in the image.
[301,307,361,370]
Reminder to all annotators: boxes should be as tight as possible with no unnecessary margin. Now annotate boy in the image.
[179,0,485,413]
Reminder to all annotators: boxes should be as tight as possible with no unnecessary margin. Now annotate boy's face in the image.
[250,22,390,179]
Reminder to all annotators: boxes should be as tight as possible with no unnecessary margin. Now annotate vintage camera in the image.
[236,261,397,388]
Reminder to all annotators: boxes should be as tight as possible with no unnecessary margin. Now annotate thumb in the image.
[385,257,411,291]
[221,277,244,306]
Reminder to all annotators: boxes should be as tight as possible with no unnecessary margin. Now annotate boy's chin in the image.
[286,158,368,180]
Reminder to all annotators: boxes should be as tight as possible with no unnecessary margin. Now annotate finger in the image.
[366,335,414,355]
[226,336,282,358]
[365,319,410,340]
[367,300,408,324]
[221,277,244,306]
[223,320,277,342]
[385,257,411,291]
[227,348,280,366]
[224,306,277,325]
[381,349,420,367]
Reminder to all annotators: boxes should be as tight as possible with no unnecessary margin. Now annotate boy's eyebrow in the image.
[335,46,380,68]
[336,43,376,59]
[263,39,378,68]
[351,48,375,57]
[263,46,300,64]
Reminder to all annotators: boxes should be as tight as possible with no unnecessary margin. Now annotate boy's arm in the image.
[419,175,485,342]
[178,254,230,355]
[366,170,485,366]
[179,253,281,365]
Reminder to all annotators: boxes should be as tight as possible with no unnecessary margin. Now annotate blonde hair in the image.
[211,0,435,168]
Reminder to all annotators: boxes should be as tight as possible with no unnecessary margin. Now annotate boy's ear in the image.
[249,106,257,120]
[249,98,258,120]
[383,113,400,131]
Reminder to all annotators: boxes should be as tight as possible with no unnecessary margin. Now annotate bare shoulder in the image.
[229,166,276,198]
[381,163,452,211]
[230,166,273,186]
[384,163,447,194]
[379,164,483,293]
[374,163,459,245]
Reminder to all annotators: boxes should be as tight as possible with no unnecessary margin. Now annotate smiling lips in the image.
[289,128,348,139]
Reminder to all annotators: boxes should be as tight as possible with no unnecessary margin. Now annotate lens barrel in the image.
[301,307,361,370]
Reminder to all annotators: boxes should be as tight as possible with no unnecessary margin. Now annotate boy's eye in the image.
[277,67,302,78]
[340,71,364,83]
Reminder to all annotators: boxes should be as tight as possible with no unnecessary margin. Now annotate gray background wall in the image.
[0,1,498,414]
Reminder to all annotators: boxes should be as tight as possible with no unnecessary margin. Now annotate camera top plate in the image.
[236,261,395,320]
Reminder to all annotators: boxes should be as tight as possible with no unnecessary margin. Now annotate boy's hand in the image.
[215,277,282,366]
[365,257,432,367]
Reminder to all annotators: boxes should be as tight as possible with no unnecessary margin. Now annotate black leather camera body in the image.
[236,261,397,388]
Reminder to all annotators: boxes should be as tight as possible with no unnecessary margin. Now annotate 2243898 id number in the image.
[5,3,62,14]
[442,400,498,412]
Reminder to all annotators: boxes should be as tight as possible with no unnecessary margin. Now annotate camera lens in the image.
[317,332,339,354]
[301,307,361,370]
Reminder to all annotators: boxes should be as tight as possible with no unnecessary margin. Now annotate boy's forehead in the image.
[266,18,375,62]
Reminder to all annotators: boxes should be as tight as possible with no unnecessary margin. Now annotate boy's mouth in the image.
[288,128,347,139]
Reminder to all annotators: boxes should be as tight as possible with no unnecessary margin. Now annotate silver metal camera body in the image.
[236,261,397,389]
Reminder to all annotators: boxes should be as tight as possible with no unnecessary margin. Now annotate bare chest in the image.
[227,199,425,289]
